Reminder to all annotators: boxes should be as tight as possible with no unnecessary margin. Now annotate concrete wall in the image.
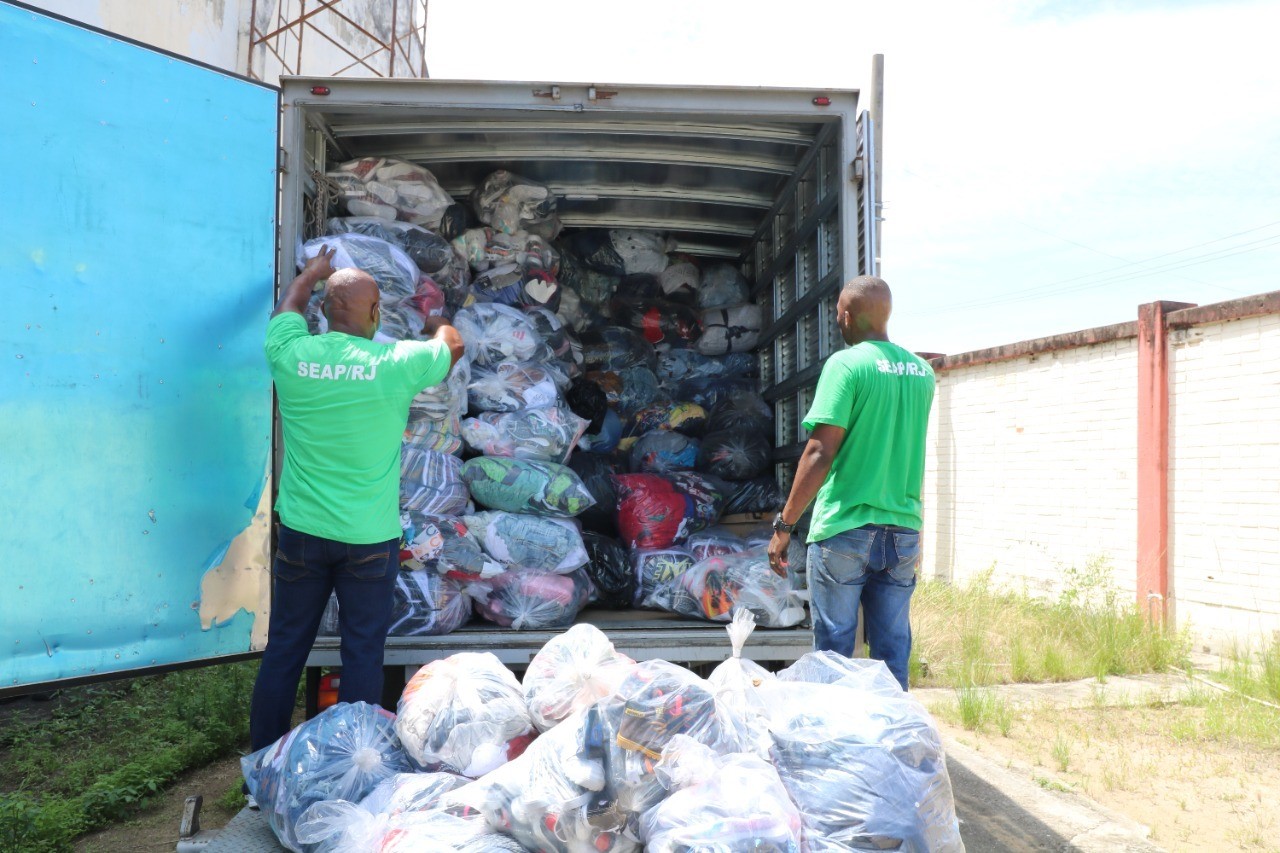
[923,294,1280,649]
[923,336,1139,598]
[1168,311,1280,645]
[24,0,426,80]
[28,0,249,71]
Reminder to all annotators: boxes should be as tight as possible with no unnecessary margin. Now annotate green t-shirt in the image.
[802,341,935,541]
[265,312,452,544]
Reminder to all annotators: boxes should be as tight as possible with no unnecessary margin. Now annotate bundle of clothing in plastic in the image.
[672,545,807,628]
[245,620,963,853]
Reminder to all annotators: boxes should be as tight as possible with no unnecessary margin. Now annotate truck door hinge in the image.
[278,147,288,174]
[533,86,561,101]
[851,156,865,185]
[588,86,618,102]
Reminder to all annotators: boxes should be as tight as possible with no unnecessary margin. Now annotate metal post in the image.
[870,54,884,273]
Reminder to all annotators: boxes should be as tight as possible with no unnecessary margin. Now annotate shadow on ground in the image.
[951,757,1069,851]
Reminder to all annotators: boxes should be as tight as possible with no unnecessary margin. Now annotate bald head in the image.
[322,268,380,339]
[836,275,892,345]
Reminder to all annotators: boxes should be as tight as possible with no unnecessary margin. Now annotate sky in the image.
[424,0,1280,355]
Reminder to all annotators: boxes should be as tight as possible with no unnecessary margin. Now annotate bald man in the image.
[249,246,464,752]
[767,276,934,690]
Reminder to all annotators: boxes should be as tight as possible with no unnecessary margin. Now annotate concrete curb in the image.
[943,736,1166,852]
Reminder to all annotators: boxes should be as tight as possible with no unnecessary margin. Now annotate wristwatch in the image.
[772,513,797,534]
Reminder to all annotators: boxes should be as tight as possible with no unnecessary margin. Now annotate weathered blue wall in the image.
[0,3,276,689]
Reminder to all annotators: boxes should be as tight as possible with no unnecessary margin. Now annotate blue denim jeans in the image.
[807,524,921,690]
[249,523,399,750]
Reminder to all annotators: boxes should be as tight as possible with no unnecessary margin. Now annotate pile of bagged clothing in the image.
[308,157,793,636]
[245,617,965,852]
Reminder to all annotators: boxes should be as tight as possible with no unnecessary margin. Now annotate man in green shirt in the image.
[249,246,464,751]
[767,276,934,689]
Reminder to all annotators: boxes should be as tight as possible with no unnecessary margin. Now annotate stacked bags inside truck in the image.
[310,154,793,634]
[244,619,963,852]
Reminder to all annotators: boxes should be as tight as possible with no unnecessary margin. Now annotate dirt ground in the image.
[933,709,1280,852]
[73,752,246,853]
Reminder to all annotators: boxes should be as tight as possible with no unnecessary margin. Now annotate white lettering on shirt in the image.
[876,359,930,378]
[294,361,378,381]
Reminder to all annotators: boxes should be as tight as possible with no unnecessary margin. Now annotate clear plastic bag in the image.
[656,349,758,385]
[471,567,593,630]
[522,623,636,732]
[639,736,802,853]
[697,263,751,309]
[631,547,696,611]
[242,702,413,852]
[471,265,561,313]
[685,527,748,562]
[608,229,675,275]
[581,326,656,372]
[616,366,660,417]
[450,705,648,853]
[580,531,634,609]
[327,157,455,230]
[325,216,457,275]
[614,472,727,550]
[778,651,910,699]
[467,361,565,413]
[565,230,628,277]
[400,447,469,517]
[697,429,773,482]
[463,511,589,574]
[388,570,471,637]
[401,514,504,582]
[525,306,580,372]
[725,476,785,515]
[613,660,746,760]
[623,402,708,439]
[674,377,761,412]
[610,297,702,347]
[452,303,548,367]
[471,169,560,237]
[300,233,419,306]
[461,405,588,463]
[461,457,597,517]
[673,546,806,628]
[629,431,700,474]
[295,771,466,852]
[707,610,778,756]
[395,652,536,778]
[765,676,963,853]
[658,260,700,301]
[408,357,470,426]
[698,303,763,356]
[453,227,557,275]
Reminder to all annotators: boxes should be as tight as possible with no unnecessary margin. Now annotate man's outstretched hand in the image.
[767,531,790,577]
[303,245,337,281]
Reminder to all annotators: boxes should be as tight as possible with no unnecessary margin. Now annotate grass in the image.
[0,662,256,852]
[912,557,1191,689]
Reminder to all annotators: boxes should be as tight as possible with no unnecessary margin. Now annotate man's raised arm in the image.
[273,246,336,318]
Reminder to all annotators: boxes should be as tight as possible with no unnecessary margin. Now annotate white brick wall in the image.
[1169,315,1280,646]
[922,338,1140,600]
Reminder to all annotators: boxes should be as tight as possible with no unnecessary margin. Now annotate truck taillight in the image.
[318,673,340,710]
[812,96,831,106]
[311,86,331,96]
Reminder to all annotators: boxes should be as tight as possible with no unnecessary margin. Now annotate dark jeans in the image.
[807,523,921,690]
[248,523,399,751]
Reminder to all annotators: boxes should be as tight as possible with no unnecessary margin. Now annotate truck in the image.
[5,2,881,847]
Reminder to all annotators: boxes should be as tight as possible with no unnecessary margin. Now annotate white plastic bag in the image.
[707,610,777,756]
[452,302,548,367]
[463,511,589,574]
[461,405,588,463]
[327,157,454,230]
[467,361,565,412]
[673,546,806,628]
[395,652,536,778]
[522,624,636,732]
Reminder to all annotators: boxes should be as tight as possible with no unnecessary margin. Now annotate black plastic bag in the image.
[707,389,775,435]
[580,532,634,610]
[610,297,702,347]
[568,452,621,535]
[725,476,785,515]
[565,377,609,434]
[581,326,656,372]
[698,429,772,482]
[566,229,627,276]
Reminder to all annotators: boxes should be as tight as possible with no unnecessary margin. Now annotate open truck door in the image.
[1,2,279,695]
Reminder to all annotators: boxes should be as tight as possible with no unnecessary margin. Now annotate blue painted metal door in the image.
[0,3,278,692]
